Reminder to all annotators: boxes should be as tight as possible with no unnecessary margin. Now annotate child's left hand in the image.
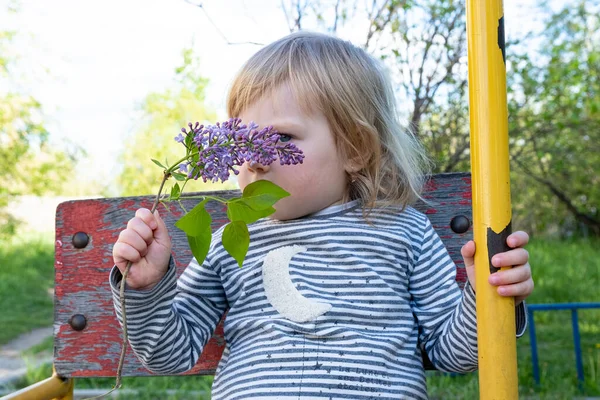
[461,231,533,305]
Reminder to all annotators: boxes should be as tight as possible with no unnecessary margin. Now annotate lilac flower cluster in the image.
[174,118,304,183]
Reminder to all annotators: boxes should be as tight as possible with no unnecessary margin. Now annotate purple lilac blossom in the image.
[176,118,304,183]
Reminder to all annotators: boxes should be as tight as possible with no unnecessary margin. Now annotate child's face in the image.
[238,84,350,220]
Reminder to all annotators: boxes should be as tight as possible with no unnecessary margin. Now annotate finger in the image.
[495,279,534,299]
[461,240,476,268]
[135,208,158,230]
[506,231,529,248]
[117,229,149,256]
[112,241,143,269]
[152,209,171,244]
[491,248,529,268]
[488,263,531,286]
[127,217,155,246]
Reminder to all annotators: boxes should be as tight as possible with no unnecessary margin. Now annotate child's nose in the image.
[247,160,271,173]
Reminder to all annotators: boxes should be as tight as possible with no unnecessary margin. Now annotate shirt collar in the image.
[307,199,361,218]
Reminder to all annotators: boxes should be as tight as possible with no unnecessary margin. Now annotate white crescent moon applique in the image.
[262,245,332,323]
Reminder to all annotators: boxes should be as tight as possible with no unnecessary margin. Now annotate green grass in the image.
[3,236,599,398]
[20,335,53,358]
[0,232,55,345]
[427,238,600,398]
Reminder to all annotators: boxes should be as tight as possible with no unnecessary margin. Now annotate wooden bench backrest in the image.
[53,172,472,377]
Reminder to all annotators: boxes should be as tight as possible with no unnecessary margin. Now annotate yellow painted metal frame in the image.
[1,366,73,400]
[466,0,518,398]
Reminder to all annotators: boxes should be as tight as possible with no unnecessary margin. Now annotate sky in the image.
[3,0,541,194]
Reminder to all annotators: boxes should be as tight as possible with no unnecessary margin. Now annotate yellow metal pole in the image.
[1,366,74,400]
[465,0,518,398]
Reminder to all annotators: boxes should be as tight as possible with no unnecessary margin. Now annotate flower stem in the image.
[168,152,198,174]
[84,171,170,400]
[118,173,169,375]
[180,194,230,203]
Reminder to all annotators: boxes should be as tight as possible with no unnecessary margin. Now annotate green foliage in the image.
[169,182,181,200]
[508,0,600,237]
[0,233,54,345]
[225,180,289,225]
[284,0,599,237]
[420,80,471,173]
[0,13,78,238]
[175,199,212,264]
[239,179,290,210]
[174,180,290,267]
[223,180,290,266]
[227,200,275,224]
[338,0,600,236]
[222,221,250,267]
[116,47,231,196]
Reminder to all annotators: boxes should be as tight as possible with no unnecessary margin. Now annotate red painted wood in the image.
[54,172,472,377]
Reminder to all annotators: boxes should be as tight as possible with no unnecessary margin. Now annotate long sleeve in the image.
[409,218,479,373]
[110,255,227,374]
[409,218,529,373]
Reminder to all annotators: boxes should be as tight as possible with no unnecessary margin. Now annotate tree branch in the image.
[184,1,264,45]
[514,159,600,234]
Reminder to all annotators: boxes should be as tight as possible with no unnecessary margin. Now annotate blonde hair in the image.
[227,31,430,210]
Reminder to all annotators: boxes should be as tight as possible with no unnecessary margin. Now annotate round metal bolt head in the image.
[69,314,87,331]
[72,232,89,248]
[450,215,471,234]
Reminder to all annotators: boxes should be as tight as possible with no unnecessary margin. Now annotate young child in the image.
[111,31,533,399]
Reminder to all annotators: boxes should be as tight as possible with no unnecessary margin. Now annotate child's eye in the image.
[278,133,292,143]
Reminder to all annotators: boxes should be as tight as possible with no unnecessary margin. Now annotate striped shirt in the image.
[110,201,526,399]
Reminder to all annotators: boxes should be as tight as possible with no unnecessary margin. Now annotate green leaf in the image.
[175,199,211,236]
[151,158,167,169]
[241,180,290,210]
[175,199,212,264]
[227,199,275,224]
[170,183,181,201]
[222,221,249,267]
[226,180,287,223]
[186,229,212,265]
[171,172,187,181]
